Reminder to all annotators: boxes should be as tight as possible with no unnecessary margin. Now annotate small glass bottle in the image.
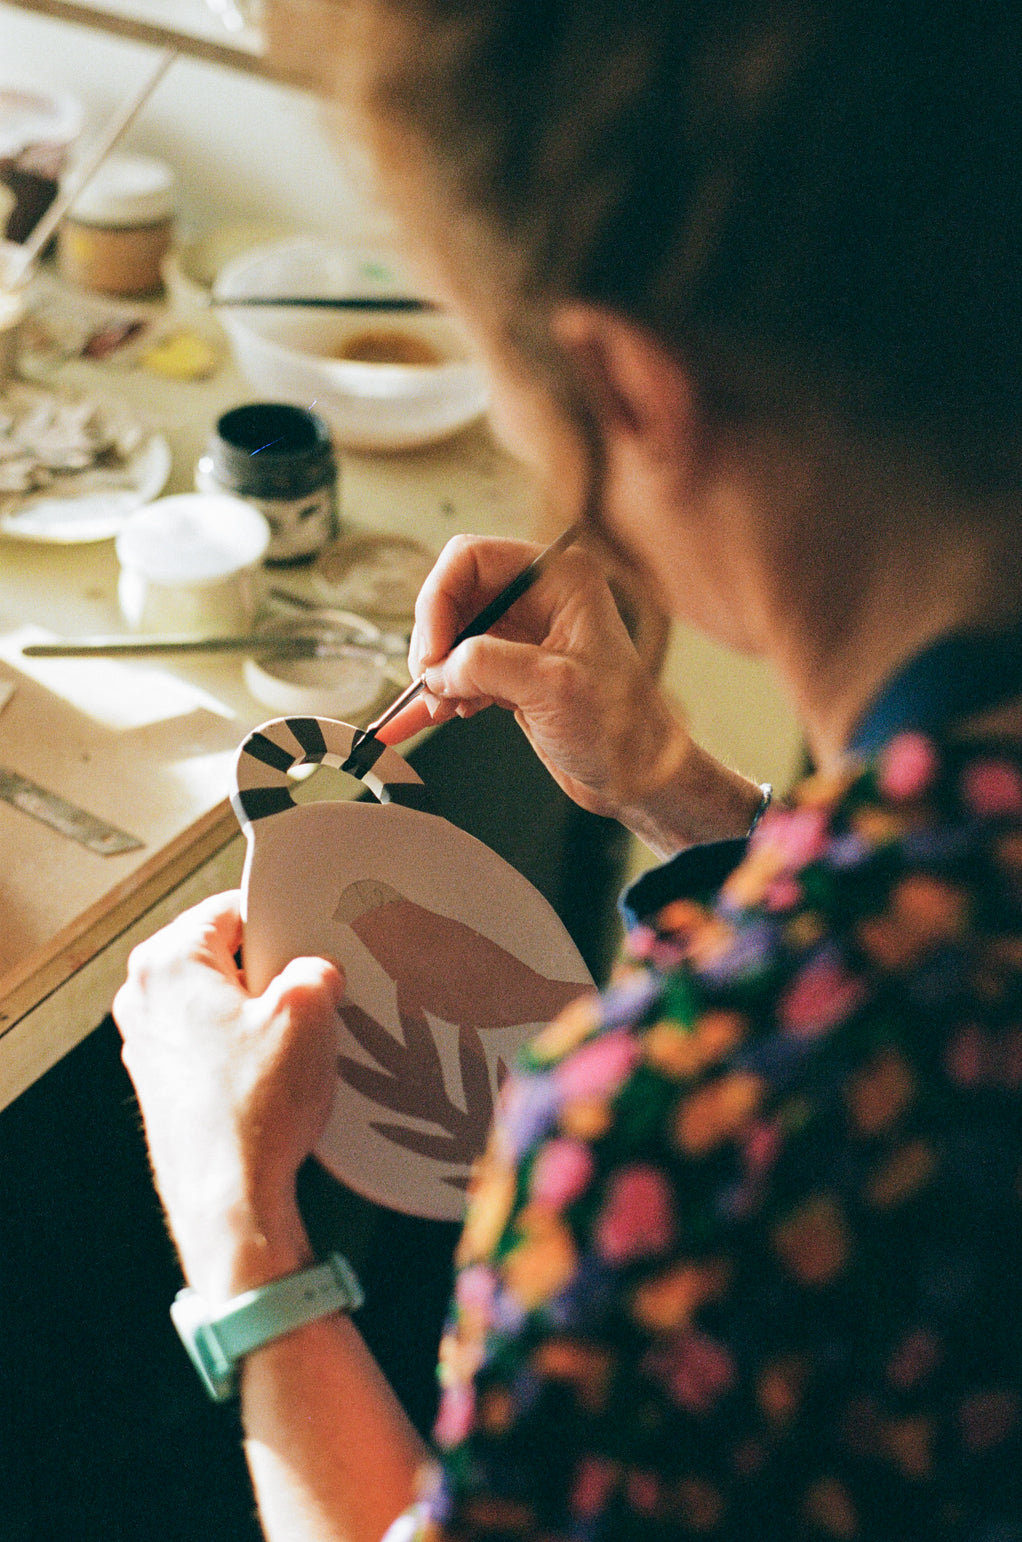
[196,401,340,565]
[57,153,176,297]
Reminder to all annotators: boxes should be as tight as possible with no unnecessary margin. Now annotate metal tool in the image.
[22,629,408,663]
[341,521,583,777]
[0,766,143,855]
[21,600,409,664]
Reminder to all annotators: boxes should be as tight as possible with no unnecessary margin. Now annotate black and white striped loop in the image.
[232,716,434,834]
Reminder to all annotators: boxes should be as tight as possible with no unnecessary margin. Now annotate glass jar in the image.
[196,401,340,565]
[57,152,176,296]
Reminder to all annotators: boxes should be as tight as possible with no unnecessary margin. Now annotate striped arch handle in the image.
[232,716,434,835]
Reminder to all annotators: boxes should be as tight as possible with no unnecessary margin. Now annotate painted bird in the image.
[333,878,585,1029]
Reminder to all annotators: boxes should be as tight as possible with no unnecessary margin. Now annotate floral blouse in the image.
[388,730,1022,1542]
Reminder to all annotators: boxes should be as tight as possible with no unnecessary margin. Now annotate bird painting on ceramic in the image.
[332,879,585,1179]
[236,716,594,1219]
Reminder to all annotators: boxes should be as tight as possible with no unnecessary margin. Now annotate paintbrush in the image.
[209,295,435,312]
[341,520,582,777]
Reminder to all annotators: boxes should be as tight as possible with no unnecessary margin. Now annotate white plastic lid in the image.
[0,84,82,159]
[67,152,176,228]
[116,493,270,585]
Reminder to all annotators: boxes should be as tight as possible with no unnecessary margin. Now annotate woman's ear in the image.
[551,304,699,468]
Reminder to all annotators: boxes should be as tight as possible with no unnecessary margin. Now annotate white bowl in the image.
[161,221,298,314]
[215,238,489,452]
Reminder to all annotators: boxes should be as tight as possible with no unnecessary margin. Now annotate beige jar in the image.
[58,153,175,296]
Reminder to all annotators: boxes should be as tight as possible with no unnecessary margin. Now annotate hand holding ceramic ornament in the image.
[233,716,594,1221]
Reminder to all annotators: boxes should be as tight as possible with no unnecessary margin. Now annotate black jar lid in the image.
[210,402,336,501]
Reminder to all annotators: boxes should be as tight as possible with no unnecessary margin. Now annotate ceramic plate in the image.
[0,430,171,543]
[236,716,595,1220]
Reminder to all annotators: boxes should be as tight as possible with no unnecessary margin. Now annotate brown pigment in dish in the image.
[336,329,442,366]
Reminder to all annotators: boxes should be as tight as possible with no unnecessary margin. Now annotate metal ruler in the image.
[0,766,144,855]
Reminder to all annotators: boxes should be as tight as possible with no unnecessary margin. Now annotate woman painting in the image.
[114,3,1021,1538]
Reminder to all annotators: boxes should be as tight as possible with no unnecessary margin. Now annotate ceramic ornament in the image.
[233,716,595,1221]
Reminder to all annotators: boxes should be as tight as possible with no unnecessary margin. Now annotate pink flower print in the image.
[886,1328,941,1391]
[454,1263,496,1317]
[594,1163,678,1265]
[760,806,830,870]
[945,1023,989,1087]
[626,923,658,961]
[433,1381,476,1448]
[743,1118,783,1179]
[779,945,867,1039]
[554,1028,640,1103]
[647,1328,736,1414]
[625,1470,661,1515]
[764,873,803,913]
[529,1136,595,1209]
[571,1457,619,1519]
[879,732,938,800]
[650,937,691,972]
[948,1023,1022,1089]
[961,757,1022,819]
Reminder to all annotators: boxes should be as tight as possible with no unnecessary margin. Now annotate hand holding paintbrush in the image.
[342,522,582,775]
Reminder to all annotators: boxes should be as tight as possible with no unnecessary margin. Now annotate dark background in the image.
[0,709,627,1541]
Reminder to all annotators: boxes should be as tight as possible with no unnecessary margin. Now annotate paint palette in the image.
[234,716,594,1220]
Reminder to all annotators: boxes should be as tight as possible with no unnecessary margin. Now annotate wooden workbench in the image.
[0,314,542,1110]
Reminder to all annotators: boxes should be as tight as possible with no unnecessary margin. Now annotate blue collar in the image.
[849,623,1022,754]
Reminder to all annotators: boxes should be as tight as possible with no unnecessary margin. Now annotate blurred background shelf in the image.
[1,0,271,77]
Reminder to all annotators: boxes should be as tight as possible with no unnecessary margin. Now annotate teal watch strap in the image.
[170,1252,364,1402]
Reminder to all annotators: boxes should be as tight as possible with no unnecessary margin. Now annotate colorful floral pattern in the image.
[395,732,1022,1541]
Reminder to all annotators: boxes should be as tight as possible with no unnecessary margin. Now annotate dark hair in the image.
[341,0,1020,488]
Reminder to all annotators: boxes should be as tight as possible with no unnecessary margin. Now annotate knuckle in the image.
[540,651,581,709]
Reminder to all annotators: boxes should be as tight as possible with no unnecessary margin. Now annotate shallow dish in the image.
[215,238,489,451]
[0,376,171,544]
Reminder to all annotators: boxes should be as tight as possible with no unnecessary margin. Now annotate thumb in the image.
[260,954,345,1024]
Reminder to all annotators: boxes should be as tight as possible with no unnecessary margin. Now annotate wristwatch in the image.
[170,1251,364,1402]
